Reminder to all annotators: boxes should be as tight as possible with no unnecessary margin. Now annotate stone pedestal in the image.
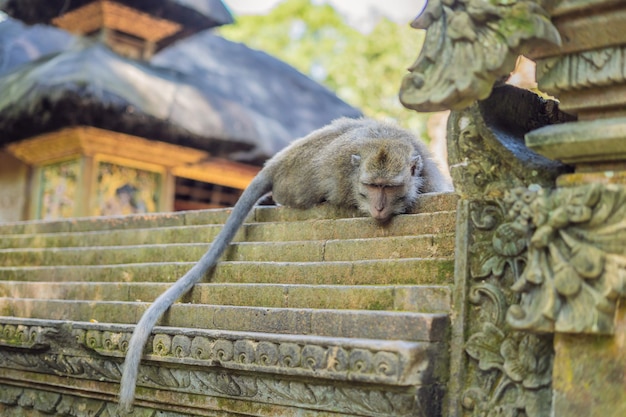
[552,304,626,417]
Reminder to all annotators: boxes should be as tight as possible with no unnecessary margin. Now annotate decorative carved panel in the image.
[452,200,554,417]
[0,318,444,416]
[399,0,561,112]
[502,184,626,334]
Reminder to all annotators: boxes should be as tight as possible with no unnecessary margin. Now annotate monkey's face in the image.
[352,149,423,223]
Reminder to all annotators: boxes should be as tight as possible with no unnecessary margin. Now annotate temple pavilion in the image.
[0,0,361,222]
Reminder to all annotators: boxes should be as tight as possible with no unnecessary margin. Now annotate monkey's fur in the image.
[118,118,452,413]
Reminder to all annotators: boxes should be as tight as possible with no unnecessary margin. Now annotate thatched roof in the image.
[0,18,362,163]
[0,15,73,73]
[0,0,233,50]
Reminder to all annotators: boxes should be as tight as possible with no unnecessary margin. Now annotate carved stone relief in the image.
[452,182,626,417]
[76,327,441,386]
[0,322,57,350]
[399,0,561,112]
[0,319,442,416]
[537,45,626,95]
[502,184,626,334]
[455,200,554,417]
[0,383,169,417]
[444,85,574,417]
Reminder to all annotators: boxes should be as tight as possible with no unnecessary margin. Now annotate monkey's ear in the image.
[411,154,423,177]
[351,154,361,166]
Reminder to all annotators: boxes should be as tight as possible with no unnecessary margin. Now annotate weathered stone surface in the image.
[1,237,454,266]
[0,192,457,416]
[447,85,572,200]
[0,258,455,285]
[0,210,457,250]
[526,117,626,163]
[0,315,449,416]
[0,298,448,342]
[0,191,456,237]
[213,258,455,286]
[0,282,451,312]
[552,304,626,417]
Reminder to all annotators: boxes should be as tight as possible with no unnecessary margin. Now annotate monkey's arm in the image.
[118,171,273,414]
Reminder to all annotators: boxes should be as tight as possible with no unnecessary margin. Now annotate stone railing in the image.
[399,1,626,416]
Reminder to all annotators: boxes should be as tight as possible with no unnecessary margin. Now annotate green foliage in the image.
[220,0,429,135]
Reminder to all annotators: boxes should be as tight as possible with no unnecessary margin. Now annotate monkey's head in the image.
[351,144,423,223]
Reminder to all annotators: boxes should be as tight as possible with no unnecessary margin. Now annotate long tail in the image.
[118,171,272,414]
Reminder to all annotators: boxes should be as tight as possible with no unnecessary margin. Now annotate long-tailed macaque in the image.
[117,118,452,413]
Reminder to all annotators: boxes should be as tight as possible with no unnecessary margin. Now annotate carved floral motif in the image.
[0,384,158,417]
[470,184,626,331]
[399,0,561,112]
[502,184,626,334]
[460,183,626,417]
[0,349,420,417]
[461,201,554,417]
[463,319,552,417]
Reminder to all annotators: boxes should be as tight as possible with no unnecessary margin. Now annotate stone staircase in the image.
[0,192,457,417]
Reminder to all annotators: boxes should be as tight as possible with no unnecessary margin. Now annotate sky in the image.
[224,0,427,32]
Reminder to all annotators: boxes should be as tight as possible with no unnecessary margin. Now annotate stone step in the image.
[0,193,458,416]
[0,282,452,313]
[0,210,457,249]
[0,192,458,236]
[0,234,455,267]
[0,258,455,285]
[0,298,449,342]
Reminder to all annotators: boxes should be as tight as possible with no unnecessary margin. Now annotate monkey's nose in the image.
[372,210,390,222]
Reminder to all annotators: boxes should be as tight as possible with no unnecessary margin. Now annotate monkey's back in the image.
[266,118,436,209]
[266,118,364,208]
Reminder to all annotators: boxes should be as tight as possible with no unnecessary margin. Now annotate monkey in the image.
[117,117,452,413]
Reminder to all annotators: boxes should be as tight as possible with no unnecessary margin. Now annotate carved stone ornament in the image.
[0,318,442,416]
[501,184,626,334]
[77,327,435,386]
[399,0,561,112]
[457,200,554,417]
[468,182,626,336]
[537,45,626,98]
[0,383,168,417]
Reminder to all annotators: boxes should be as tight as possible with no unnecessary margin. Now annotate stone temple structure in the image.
[0,1,624,417]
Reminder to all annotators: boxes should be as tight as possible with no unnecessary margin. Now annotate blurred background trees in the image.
[220,0,430,138]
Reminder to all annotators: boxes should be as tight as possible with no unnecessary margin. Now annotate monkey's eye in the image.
[371,184,401,190]
[365,183,388,189]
